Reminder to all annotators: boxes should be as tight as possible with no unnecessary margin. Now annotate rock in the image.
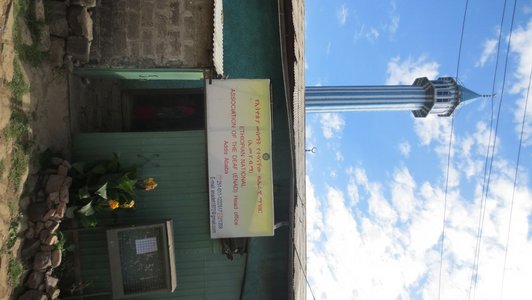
[45,275,59,289]
[39,229,50,243]
[51,250,62,268]
[57,165,69,176]
[18,18,33,46]
[68,6,93,40]
[24,227,35,239]
[33,252,52,271]
[62,176,72,189]
[17,290,47,300]
[64,55,74,72]
[68,6,85,35]
[26,271,44,289]
[51,18,69,38]
[20,197,31,212]
[79,9,93,41]
[21,239,41,260]
[49,287,60,300]
[55,202,66,219]
[47,192,60,206]
[46,192,59,207]
[47,221,60,235]
[48,37,66,68]
[62,160,72,169]
[37,25,51,51]
[50,157,64,166]
[40,245,54,252]
[49,192,59,203]
[27,202,48,222]
[71,0,97,7]
[34,222,44,236]
[42,168,58,175]
[34,0,45,22]
[59,185,69,204]
[46,175,67,193]
[44,235,58,246]
[42,209,56,222]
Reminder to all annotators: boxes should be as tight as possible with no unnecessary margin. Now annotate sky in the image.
[305,1,532,299]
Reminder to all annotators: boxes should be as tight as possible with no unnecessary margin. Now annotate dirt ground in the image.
[0,0,71,297]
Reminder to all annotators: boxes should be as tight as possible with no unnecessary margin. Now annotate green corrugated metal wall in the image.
[73,131,246,299]
[224,1,292,299]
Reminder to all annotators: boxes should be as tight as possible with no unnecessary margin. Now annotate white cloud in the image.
[390,167,417,222]
[366,27,380,42]
[335,151,344,161]
[386,55,440,85]
[308,156,532,299]
[326,41,331,56]
[398,141,411,157]
[388,15,400,35]
[337,4,348,26]
[509,20,532,145]
[320,113,345,139]
[413,115,451,147]
[476,38,498,67]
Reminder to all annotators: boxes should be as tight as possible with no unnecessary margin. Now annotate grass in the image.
[2,220,20,252]
[5,62,29,99]
[7,258,23,286]
[12,0,48,66]
[1,108,28,141]
[2,201,20,252]
[3,60,32,191]
[8,145,30,191]
[0,159,5,177]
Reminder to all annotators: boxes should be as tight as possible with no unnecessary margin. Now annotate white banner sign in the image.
[206,79,274,238]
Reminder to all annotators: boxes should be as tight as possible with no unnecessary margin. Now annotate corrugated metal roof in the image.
[285,0,306,299]
[213,0,224,75]
[72,131,246,299]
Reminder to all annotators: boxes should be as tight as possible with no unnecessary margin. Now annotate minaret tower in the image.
[305,77,484,117]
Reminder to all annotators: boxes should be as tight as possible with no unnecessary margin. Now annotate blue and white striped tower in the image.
[305,77,483,117]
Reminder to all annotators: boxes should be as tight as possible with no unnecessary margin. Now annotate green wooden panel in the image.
[73,131,246,299]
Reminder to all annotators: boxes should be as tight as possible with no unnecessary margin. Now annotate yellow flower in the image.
[143,178,158,191]
[108,199,119,210]
[122,200,135,208]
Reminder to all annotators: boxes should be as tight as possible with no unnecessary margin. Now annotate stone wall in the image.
[90,0,214,68]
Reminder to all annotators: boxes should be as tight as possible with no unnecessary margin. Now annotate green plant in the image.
[3,62,30,143]
[2,219,20,252]
[9,144,30,191]
[55,231,66,251]
[2,108,28,141]
[6,62,29,99]
[2,201,21,252]
[7,258,23,286]
[0,159,5,177]
[13,0,48,66]
[69,154,158,227]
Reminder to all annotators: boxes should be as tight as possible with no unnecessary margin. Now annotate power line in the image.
[499,66,532,300]
[467,0,509,296]
[469,0,518,298]
[437,0,470,298]
[294,245,318,300]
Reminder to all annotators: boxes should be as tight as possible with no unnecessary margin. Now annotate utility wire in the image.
[294,246,317,300]
[467,0,509,297]
[437,1,470,299]
[469,0,518,299]
[499,67,532,300]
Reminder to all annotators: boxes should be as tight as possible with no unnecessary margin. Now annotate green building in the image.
[68,0,305,299]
